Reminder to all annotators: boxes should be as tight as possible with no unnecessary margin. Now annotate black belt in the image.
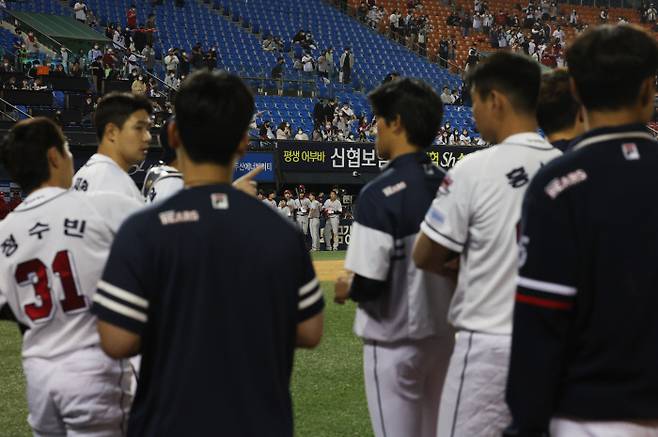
[297,213,308,216]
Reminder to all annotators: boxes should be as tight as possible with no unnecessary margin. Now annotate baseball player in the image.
[506,25,658,437]
[293,189,311,235]
[334,78,454,437]
[413,52,562,436]
[536,69,585,152]
[282,189,296,220]
[142,118,183,204]
[0,117,141,436]
[322,190,342,250]
[72,92,153,203]
[307,192,321,251]
[91,70,324,437]
[263,190,277,209]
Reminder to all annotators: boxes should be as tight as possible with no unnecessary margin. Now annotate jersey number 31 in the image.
[15,250,87,322]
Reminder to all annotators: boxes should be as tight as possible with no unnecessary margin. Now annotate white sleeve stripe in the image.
[299,288,323,310]
[419,221,464,254]
[299,277,319,296]
[93,293,147,323]
[97,280,148,308]
[517,276,577,296]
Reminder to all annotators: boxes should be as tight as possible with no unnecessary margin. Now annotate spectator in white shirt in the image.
[164,49,179,75]
[294,128,309,141]
[74,1,87,23]
[440,86,454,105]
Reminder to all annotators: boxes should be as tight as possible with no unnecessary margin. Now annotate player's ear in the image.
[638,76,655,108]
[569,77,583,105]
[168,119,181,151]
[46,145,63,171]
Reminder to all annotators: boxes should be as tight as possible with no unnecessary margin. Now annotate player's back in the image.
[99,184,321,437]
[0,187,136,358]
[442,133,561,334]
[73,153,143,202]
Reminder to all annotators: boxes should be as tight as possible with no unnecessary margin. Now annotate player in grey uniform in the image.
[283,189,296,220]
[263,190,278,209]
[323,190,342,250]
[307,192,321,251]
[294,190,312,235]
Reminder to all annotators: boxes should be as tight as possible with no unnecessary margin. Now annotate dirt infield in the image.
[313,259,346,282]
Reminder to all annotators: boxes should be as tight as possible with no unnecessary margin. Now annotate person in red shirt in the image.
[126,4,137,29]
[8,191,21,211]
[0,192,9,220]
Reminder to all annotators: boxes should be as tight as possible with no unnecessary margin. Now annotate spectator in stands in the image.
[142,43,155,73]
[276,122,291,140]
[164,48,179,76]
[0,58,12,73]
[50,64,66,77]
[88,44,102,64]
[599,7,609,23]
[126,50,139,76]
[317,51,329,81]
[144,14,156,46]
[131,74,147,95]
[302,51,315,76]
[569,8,578,26]
[164,70,180,89]
[647,4,657,22]
[459,128,471,144]
[74,1,87,24]
[69,61,82,78]
[127,4,137,29]
[179,51,190,76]
[25,32,39,55]
[262,35,277,52]
[339,47,354,83]
[294,128,309,141]
[326,47,335,77]
[440,87,454,105]
[132,26,147,53]
[271,57,284,79]
[191,43,204,70]
[204,48,218,71]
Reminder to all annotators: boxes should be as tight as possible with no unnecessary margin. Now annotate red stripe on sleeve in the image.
[516,293,574,310]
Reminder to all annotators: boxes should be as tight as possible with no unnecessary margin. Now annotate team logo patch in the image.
[544,169,588,199]
[211,193,229,210]
[159,210,200,225]
[428,208,445,225]
[382,181,407,197]
[621,143,640,161]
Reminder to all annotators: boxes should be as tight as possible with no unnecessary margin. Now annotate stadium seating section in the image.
[1,0,649,137]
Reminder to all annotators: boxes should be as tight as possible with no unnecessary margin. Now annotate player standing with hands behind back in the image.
[323,189,342,250]
[0,118,142,436]
[335,78,454,437]
[92,71,324,437]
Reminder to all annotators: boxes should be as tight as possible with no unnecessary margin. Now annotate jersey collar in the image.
[572,123,655,151]
[499,132,551,148]
[14,187,67,212]
[87,153,122,168]
[387,151,430,169]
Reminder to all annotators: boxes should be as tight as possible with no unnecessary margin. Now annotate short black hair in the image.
[368,77,443,149]
[0,117,65,193]
[174,70,254,165]
[566,24,658,111]
[537,69,580,136]
[465,51,541,113]
[94,92,153,140]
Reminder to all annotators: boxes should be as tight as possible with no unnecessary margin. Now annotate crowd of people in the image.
[0,22,658,437]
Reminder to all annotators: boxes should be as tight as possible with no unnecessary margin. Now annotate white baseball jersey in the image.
[421,133,561,334]
[72,153,143,202]
[142,164,184,204]
[323,199,342,215]
[0,187,141,359]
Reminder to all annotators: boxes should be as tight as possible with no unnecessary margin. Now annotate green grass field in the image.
[0,252,372,437]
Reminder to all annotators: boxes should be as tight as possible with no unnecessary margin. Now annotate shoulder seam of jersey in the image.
[12,190,69,213]
[572,131,656,151]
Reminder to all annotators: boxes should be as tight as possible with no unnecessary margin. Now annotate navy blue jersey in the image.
[345,151,453,341]
[507,124,658,432]
[92,184,323,437]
